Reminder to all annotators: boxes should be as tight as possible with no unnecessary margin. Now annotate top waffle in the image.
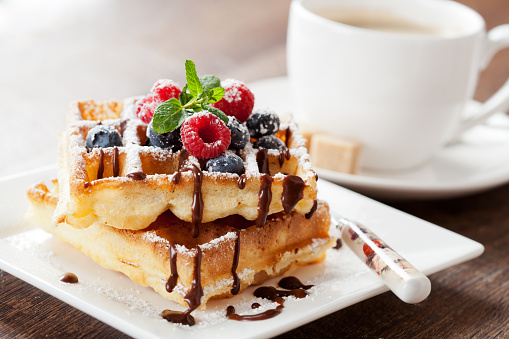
[53,96,318,232]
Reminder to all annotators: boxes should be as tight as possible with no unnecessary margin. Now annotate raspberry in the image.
[181,112,231,159]
[136,95,160,124]
[151,79,182,102]
[135,80,181,123]
[211,79,254,122]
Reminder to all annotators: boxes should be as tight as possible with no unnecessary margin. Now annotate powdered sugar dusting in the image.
[221,78,246,103]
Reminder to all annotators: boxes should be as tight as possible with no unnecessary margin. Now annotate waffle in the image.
[27,181,334,307]
[53,98,318,231]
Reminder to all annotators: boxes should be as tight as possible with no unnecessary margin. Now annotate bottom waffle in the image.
[26,181,335,308]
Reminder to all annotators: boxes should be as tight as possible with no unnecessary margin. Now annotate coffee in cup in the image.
[287,0,509,171]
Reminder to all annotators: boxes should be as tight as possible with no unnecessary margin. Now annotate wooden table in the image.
[1,0,508,337]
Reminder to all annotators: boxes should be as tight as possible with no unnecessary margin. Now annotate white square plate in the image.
[0,166,484,338]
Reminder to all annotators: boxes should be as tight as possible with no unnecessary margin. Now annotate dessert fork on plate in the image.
[331,212,431,304]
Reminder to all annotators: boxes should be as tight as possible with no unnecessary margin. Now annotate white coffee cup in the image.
[287,0,509,171]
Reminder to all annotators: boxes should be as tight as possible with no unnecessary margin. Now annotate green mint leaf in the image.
[152,98,187,133]
[185,60,203,98]
[208,87,225,103]
[179,85,193,106]
[204,105,229,125]
[199,74,221,90]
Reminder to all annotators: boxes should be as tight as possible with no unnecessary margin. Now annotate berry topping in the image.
[148,123,182,151]
[205,154,245,175]
[86,125,122,149]
[253,135,286,150]
[150,79,182,102]
[210,79,254,122]
[227,117,250,150]
[136,80,181,124]
[181,112,231,159]
[246,108,280,138]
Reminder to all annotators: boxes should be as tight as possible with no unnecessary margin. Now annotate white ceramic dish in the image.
[0,166,483,338]
[249,76,509,200]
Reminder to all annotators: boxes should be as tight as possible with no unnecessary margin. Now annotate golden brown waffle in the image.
[53,98,318,231]
[27,181,334,307]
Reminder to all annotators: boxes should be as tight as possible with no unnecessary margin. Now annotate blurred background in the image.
[0,0,508,177]
[0,0,291,177]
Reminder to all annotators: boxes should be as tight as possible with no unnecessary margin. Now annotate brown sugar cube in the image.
[310,134,362,174]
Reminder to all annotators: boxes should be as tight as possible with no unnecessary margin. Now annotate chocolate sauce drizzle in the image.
[191,164,203,238]
[284,127,292,148]
[126,171,146,180]
[165,243,178,293]
[237,174,247,189]
[256,148,269,174]
[161,246,203,326]
[256,174,273,227]
[305,200,318,219]
[281,175,305,214]
[84,182,90,188]
[59,272,78,284]
[231,231,241,295]
[97,149,104,180]
[171,150,188,185]
[171,171,181,185]
[278,149,291,167]
[113,146,119,177]
[251,303,261,309]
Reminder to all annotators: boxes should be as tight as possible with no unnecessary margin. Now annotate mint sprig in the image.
[152,60,228,134]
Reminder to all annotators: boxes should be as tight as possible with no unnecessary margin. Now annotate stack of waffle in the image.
[26,95,334,309]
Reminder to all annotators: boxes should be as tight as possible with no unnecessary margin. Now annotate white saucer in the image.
[248,76,509,200]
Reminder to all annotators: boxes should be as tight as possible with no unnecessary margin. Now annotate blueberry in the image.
[246,108,280,138]
[227,117,249,150]
[86,125,122,149]
[148,123,182,151]
[205,154,244,175]
[253,135,286,150]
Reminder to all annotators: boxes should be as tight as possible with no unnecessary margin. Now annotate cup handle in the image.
[454,24,509,137]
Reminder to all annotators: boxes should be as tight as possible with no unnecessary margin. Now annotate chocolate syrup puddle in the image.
[126,171,146,180]
[254,285,309,300]
[59,272,78,284]
[305,200,318,219]
[161,246,203,326]
[165,243,178,293]
[97,149,104,180]
[333,238,343,250]
[256,174,273,227]
[278,276,313,290]
[226,303,283,321]
[191,165,203,238]
[231,231,241,295]
[281,175,305,214]
[113,146,119,177]
[256,148,269,174]
[227,276,312,322]
[237,174,246,189]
